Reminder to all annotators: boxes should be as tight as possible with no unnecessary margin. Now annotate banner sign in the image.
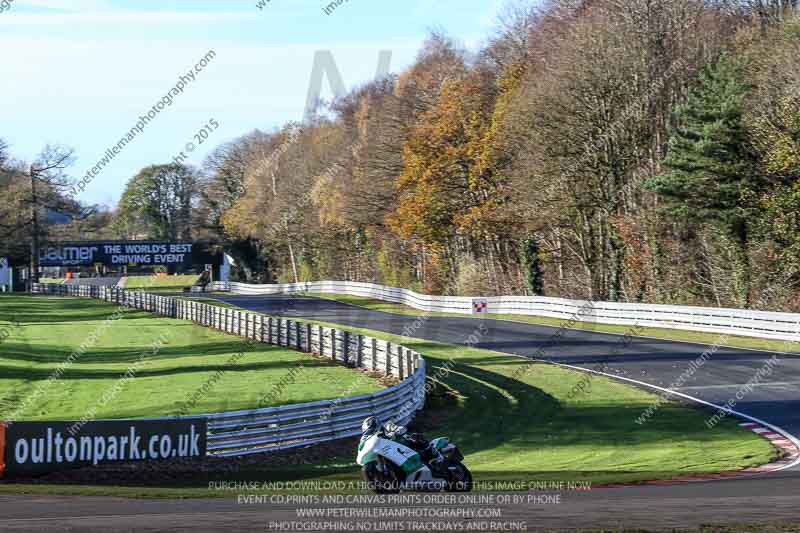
[38,241,221,268]
[0,418,206,477]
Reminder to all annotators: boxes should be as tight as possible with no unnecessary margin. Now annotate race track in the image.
[4,293,800,532]
[216,294,800,442]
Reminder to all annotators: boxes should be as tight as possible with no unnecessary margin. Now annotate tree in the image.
[745,0,798,24]
[389,73,499,290]
[521,237,545,295]
[26,145,75,283]
[745,17,800,279]
[0,138,8,170]
[508,0,715,301]
[170,0,799,308]
[761,181,800,268]
[198,135,254,239]
[646,54,759,305]
[192,131,277,281]
[221,121,350,283]
[116,164,197,241]
[0,144,83,281]
[0,169,32,264]
[746,17,800,182]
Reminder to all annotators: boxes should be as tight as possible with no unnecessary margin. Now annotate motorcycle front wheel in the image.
[446,462,473,492]
[362,461,402,494]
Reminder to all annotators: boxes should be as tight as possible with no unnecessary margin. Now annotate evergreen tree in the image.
[521,237,545,296]
[646,53,759,306]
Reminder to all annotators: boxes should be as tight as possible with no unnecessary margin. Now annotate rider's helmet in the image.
[361,416,378,435]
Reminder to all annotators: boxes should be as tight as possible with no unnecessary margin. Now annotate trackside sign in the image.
[37,241,221,268]
[0,418,206,477]
[472,299,489,314]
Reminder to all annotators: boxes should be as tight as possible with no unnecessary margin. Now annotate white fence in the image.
[211,280,800,343]
[31,283,426,457]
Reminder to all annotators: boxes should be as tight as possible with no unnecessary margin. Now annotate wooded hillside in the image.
[6,0,800,310]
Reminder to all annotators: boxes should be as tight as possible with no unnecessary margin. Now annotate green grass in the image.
[284,317,777,486]
[38,278,64,284]
[179,295,781,483]
[0,294,777,498]
[124,274,200,292]
[309,292,800,355]
[0,295,380,421]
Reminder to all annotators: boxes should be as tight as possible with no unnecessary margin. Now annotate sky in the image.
[0,0,507,207]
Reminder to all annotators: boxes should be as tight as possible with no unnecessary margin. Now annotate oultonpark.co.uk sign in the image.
[0,418,207,477]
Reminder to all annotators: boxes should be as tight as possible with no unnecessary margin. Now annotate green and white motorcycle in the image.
[357,417,472,494]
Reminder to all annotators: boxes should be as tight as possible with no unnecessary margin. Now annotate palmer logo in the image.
[39,246,99,266]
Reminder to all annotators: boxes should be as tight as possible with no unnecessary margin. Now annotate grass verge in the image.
[282,316,777,485]
[0,295,380,420]
[124,274,200,292]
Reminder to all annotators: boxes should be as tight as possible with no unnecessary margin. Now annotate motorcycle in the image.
[357,419,472,494]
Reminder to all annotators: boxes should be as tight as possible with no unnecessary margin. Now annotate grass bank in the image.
[286,316,776,486]
[124,274,200,292]
[0,294,380,421]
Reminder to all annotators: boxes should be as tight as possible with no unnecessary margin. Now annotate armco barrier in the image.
[29,283,425,458]
[210,280,800,343]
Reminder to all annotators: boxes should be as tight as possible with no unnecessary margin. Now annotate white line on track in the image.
[550,360,800,473]
[674,381,800,390]
[237,292,800,473]
[494,317,800,358]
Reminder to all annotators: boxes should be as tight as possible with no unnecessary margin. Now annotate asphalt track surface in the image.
[214,295,800,442]
[5,293,800,532]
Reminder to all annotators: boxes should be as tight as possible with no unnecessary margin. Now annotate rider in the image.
[196,269,212,290]
[361,417,446,473]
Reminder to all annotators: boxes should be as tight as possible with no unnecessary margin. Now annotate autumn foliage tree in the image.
[191,0,800,310]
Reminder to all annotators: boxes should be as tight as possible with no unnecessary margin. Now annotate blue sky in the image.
[0,0,507,207]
